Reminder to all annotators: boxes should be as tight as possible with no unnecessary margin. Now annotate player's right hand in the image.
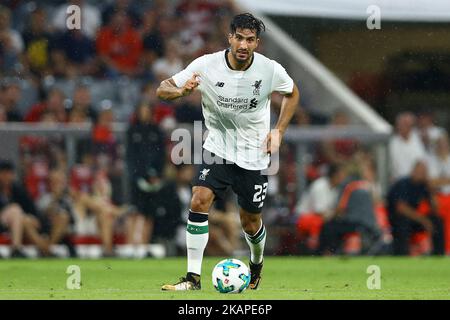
[181,73,200,96]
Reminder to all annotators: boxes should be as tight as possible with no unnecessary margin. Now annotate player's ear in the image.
[228,33,233,45]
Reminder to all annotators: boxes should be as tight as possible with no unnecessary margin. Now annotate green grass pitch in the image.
[0,256,449,299]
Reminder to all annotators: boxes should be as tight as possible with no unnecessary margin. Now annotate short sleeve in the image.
[271,61,294,94]
[426,156,439,179]
[172,56,205,88]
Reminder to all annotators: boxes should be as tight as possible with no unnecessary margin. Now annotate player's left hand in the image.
[263,129,282,155]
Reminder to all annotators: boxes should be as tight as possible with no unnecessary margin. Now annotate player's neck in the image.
[226,50,253,71]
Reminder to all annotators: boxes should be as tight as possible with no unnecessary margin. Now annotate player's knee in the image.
[190,189,214,212]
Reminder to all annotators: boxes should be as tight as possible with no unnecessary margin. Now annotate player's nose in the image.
[239,40,248,50]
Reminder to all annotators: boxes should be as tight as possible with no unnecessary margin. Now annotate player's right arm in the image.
[156,73,200,101]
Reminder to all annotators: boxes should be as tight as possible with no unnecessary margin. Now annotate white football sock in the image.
[186,211,209,276]
[244,223,266,265]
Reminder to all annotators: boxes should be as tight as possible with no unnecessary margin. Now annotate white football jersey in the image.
[172,49,294,170]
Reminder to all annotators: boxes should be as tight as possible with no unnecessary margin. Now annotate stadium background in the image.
[0,0,449,262]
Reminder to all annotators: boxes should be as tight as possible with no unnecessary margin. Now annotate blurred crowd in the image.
[0,1,449,258]
[295,110,450,256]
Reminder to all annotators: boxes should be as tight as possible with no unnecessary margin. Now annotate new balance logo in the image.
[249,98,258,109]
[199,168,210,181]
[215,82,225,87]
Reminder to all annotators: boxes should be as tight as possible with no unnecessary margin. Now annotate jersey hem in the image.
[203,145,269,171]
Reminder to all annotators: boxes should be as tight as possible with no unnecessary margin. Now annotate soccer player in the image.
[157,13,299,291]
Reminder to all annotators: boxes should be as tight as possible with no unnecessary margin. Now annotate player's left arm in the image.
[264,83,300,154]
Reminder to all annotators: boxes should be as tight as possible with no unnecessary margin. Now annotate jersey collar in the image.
[224,48,254,72]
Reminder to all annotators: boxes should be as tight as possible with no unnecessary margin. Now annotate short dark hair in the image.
[0,159,14,172]
[230,13,265,38]
[327,164,342,179]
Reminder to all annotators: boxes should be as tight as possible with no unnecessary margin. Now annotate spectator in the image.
[151,172,184,243]
[138,9,161,81]
[51,29,97,77]
[0,80,22,121]
[129,166,182,249]
[427,134,450,194]
[22,7,54,76]
[125,103,166,247]
[317,164,381,255]
[126,167,160,250]
[68,108,89,124]
[140,9,164,61]
[152,38,183,82]
[0,162,28,257]
[0,160,51,256]
[96,11,143,77]
[389,112,426,181]
[36,169,75,256]
[25,87,67,122]
[0,6,23,54]
[68,85,98,123]
[91,104,124,204]
[0,5,23,74]
[386,161,445,255]
[177,19,205,58]
[416,109,447,152]
[102,0,141,28]
[127,103,166,182]
[175,0,221,39]
[92,105,117,159]
[295,164,347,253]
[52,0,101,40]
[141,13,176,68]
[322,111,359,165]
[70,154,126,257]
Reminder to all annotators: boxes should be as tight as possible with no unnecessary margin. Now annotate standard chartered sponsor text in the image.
[217,96,252,110]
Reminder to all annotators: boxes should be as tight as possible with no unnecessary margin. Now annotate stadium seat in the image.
[0,233,10,245]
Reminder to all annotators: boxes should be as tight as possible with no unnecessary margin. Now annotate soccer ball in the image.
[212,258,250,294]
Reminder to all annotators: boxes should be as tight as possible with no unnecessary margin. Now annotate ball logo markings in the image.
[212,258,250,294]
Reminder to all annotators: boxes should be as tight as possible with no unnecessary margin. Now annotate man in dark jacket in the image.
[125,104,166,245]
[127,103,166,188]
[387,161,445,255]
